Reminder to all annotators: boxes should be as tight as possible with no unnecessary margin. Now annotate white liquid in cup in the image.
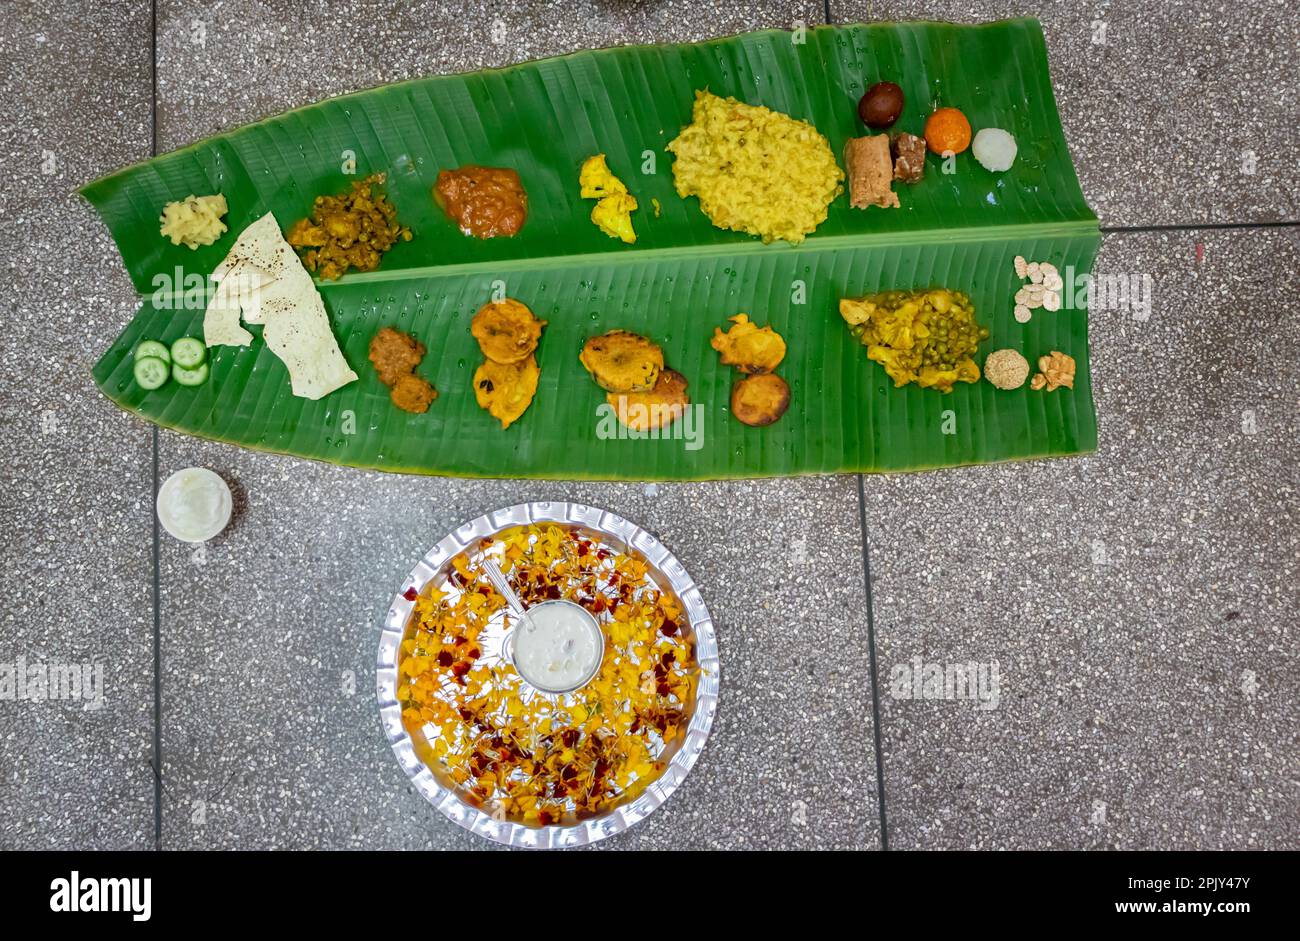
[156,467,232,543]
[512,600,603,693]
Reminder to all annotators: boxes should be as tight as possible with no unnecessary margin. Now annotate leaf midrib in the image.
[144,218,1100,302]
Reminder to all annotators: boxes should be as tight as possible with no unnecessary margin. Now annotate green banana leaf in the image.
[83,18,1099,480]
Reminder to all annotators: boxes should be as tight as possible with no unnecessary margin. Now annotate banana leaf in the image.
[83,19,1100,480]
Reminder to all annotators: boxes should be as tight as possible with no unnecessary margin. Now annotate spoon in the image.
[480,558,536,678]
[480,557,526,619]
[481,557,604,694]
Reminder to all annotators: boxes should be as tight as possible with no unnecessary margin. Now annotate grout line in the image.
[825,0,888,853]
[1100,220,1299,234]
[856,475,889,850]
[821,2,1292,241]
[825,0,889,854]
[149,0,161,853]
[122,1,1287,857]
[151,436,160,849]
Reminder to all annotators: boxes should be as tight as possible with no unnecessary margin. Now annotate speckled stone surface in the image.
[155,0,825,142]
[864,227,1299,848]
[0,3,155,848]
[152,1,876,850]
[8,0,1298,852]
[154,458,876,849]
[830,1,1299,226]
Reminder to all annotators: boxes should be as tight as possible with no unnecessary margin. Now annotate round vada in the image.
[730,373,791,427]
[473,355,540,429]
[471,298,546,365]
[606,369,690,431]
[579,330,664,393]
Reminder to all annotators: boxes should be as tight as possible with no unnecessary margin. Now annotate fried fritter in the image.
[580,155,639,243]
[590,193,638,244]
[710,313,786,374]
[473,355,540,429]
[579,330,664,393]
[368,326,437,414]
[730,373,791,427]
[471,298,546,365]
[369,326,427,386]
[606,369,689,431]
[390,373,438,414]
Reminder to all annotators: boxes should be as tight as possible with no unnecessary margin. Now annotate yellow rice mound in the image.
[667,90,843,244]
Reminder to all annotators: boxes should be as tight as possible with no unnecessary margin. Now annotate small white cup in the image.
[156,467,232,543]
[507,599,604,695]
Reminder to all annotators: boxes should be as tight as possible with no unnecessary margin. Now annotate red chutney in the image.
[434,165,527,239]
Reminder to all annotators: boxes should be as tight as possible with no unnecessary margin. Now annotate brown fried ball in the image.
[710,313,786,374]
[473,355,540,429]
[390,373,438,414]
[730,373,791,427]
[606,369,689,431]
[369,326,427,386]
[471,298,546,364]
[579,330,664,393]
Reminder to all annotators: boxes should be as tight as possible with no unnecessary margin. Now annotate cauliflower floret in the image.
[839,298,876,326]
[873,302,929,351]
[579,154,629,199]
[867,344,918,387]
[917,357,980,392]
[590,193,638,244]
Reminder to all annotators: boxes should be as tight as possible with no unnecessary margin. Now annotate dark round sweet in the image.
[858,81,904,129]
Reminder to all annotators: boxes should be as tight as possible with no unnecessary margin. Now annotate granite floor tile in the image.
[154,455,876,849]
[863,227,1298,849]
[28,0,1289,852]
[156,0,824,144]
[831,0,1299,226]
[152,0,874,849]
[0,1,155,849]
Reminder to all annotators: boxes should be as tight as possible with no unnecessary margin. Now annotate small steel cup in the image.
[503,599,605,695]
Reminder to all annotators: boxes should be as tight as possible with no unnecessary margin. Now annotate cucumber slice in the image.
[134,340,170,365]
[170,337,207,369]
[133,356,170,390]
[171,361,210,387]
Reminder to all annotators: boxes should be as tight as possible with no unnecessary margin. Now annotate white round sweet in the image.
[972,127,1018,172]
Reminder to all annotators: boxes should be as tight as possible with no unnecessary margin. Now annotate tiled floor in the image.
[866,228,1299,849]
[1,1,1294,850]
[0,1,155,849]
[835,1,1300,227]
